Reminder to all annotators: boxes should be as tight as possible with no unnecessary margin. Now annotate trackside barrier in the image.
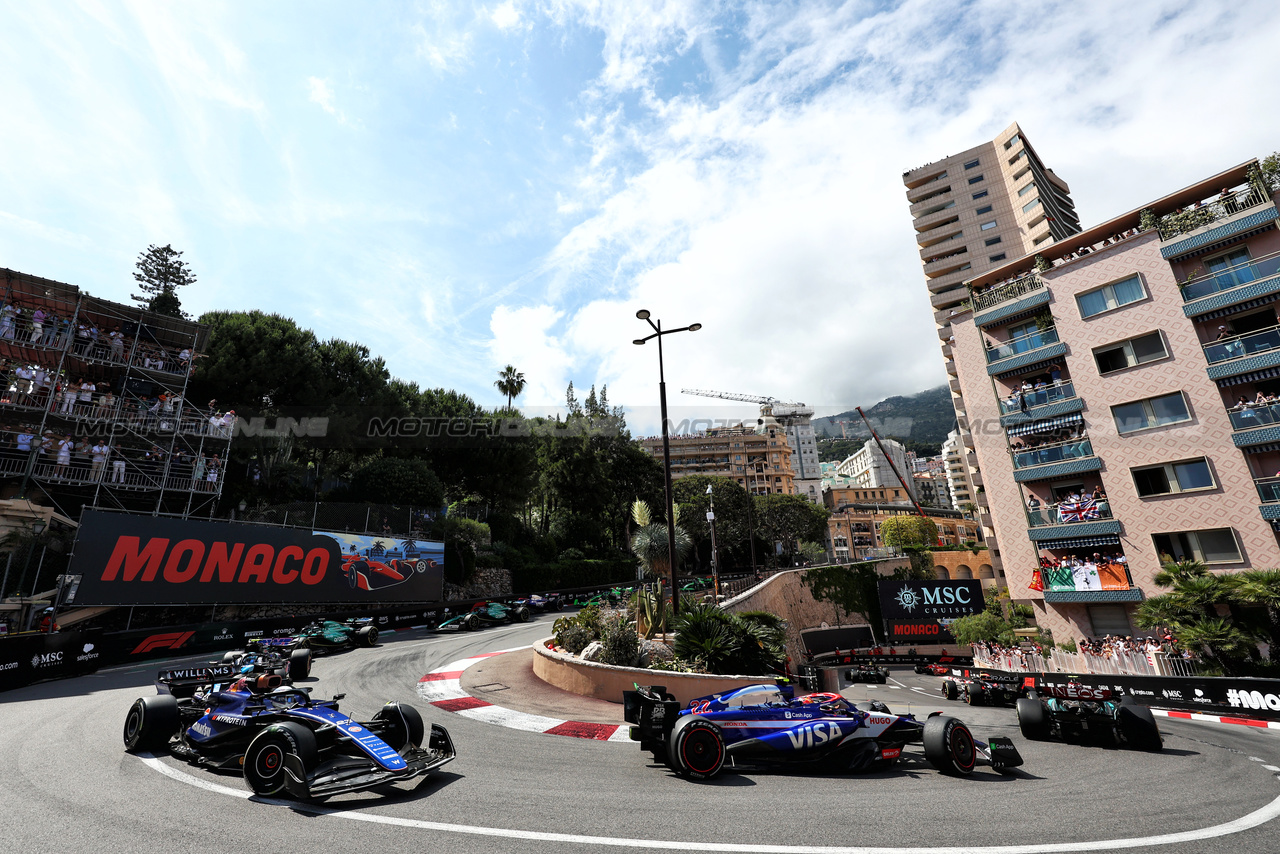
[955,666,1280,723]
[974,648,1201,678]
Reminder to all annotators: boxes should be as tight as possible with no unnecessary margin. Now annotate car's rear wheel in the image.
[288,649,312,681]
[1016,698,1052,740]
[375,702,425,750]
[244,722,317,797]
[942,680,958,701]
[1117,705,1163,752]
[514,606,531,623]
[123,695,180,752]
[965,687,984,706]
[668,718,725,780]
[923,715,976,776]
[356,625,379,646]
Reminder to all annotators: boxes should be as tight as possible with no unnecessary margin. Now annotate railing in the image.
[973,647,1200,678]
[0,451,222,491]
[1180,249,1280,301]
[1158,183,1272,240]
[1203,324,1280,364]
[1256,476,1280,503]
[1026,499,1113,528]
[999,380,1076,415]
[986,327,1059,363]
[972,273,1045,312]
[1012,437,1093,469]
[1227,402,1280,431]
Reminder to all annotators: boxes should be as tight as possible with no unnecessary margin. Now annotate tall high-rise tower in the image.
[903,122,1082,573]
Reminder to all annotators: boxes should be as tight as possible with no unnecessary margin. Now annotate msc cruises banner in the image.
[878,579,985,644]
[67,510,444,605]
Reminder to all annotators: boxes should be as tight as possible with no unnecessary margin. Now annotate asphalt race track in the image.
[4,614,1280,854]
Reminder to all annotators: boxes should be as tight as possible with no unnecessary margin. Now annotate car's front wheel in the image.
[1016,698,1052,740]
[243,722,317,797]
[123,695,180,752]
[942,680,958,701]
[375,702,425,751]
[288,649,312,681]
[923,715,976,776]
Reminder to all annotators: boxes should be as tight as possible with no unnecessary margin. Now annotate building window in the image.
[1004,134,1021,150]
[1018,181,1037,197]
[1111,391,1192,435]
[964,159,980,170]
[975,205,993,215]
[1076,274,1146,318]
[980,221,997,231]
[984,236,1002,246]
[1152,528,1242,564]
[971,190,989,200]
[968,174,984,185]
[1093,331,1168,374]
[1022,197,1042,213]
[1008,149,1027,165]
[1204,248,1253,288]
[989,253,1007,262]
[1132,458,1215,497]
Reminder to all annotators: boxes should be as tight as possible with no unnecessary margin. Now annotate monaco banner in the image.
[67,510,445,605]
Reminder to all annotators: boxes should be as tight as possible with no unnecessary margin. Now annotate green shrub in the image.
[600,614,639,667]
[557,625,593,654]
[671,604,786,676]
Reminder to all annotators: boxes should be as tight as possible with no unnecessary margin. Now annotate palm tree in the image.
[1230,568,1280,652]
[494,365,526,411]
[629,499,691,581]
[1175,617,1258,676]
[1153,559,1208,588]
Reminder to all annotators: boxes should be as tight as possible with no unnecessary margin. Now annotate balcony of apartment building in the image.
[1198,307,1280,385]
[1022,480,1121,544]
[908,182,954,213]
[998,372,1082,428]
[923,245,970,277]
[914,205,963,238]
[984,324,1066,377]
[971,272,1049,327]
[1179,248,1280,320]
[1034,550,1141,604]
[1158,176,1276,255]
[1009,422,1099,483]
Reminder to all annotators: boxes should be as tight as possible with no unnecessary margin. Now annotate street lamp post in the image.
[706,484,719,601]
[633,310,701,616]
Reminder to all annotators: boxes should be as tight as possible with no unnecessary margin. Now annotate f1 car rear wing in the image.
[623,685,682,745]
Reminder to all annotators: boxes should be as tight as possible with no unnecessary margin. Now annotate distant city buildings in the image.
[904,122,1083,586]
[834,437,915,502]
[949,153,1280,643]
[638,416,797,495]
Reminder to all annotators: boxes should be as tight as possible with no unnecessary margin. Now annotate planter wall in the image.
[532,638,770,706]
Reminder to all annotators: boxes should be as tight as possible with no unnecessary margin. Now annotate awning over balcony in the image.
[1007,413,1084,437]
[1192,295,1280,323]
[1217,366,1280,387]
[1244,441,1280,454]
[1035,534,1121,550]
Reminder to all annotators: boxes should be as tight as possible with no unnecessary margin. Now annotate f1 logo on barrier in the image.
[131,631,195,655]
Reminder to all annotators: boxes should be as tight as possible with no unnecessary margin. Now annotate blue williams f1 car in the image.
[124,672,455,800]
[624,682,1022,780]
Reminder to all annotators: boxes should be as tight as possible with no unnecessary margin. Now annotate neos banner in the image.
[68,509,445,605]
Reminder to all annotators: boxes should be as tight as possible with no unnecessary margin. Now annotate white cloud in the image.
[489,1,522,31]
[487,0,1280,437]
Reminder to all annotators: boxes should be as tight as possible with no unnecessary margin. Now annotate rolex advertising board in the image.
[878,579,985,644]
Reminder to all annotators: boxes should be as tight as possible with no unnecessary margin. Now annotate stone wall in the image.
[444,567,512,601]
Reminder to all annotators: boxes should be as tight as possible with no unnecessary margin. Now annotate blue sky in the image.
[3,1,1279,434]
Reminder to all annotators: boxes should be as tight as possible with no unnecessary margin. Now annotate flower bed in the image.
[532,637,773,706]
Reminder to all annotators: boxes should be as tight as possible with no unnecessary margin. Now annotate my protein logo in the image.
[1227,689,1280,711]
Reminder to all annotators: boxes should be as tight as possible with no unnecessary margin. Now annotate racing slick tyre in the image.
[375,702,426,751]
[668,717,726,781]
[356,625,379,647]
[244,722,318,797]
[123,694,180,752]
[288,649,312,681]
[514,606,531,623]
[1016,698,1052,740]
[965,687,984,706]
[222,650,245,664]
[462,614,477,632]
[924,715,977,776]
[914,664,928,674]
[1117,704,1163,752]
[942,680,959,701]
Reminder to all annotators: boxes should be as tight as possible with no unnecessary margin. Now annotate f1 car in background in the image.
[844,664,890,684]
[247,618,379,656]
[624,682,1023,781]
[915,662,955,676]
[124,675,456,799]
[941,673,1030,706]
[1016,690,1162,751]
[437,601,531,631]
[156,649,312,698]
[511,594,563,614]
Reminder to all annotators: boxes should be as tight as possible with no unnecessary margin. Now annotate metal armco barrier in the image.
[957,668,1280,723]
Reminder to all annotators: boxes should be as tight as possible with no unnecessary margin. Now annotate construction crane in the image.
[855,406,927,519]
[681,389,814,420]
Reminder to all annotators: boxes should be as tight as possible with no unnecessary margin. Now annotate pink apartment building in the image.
[948,158,1280,642]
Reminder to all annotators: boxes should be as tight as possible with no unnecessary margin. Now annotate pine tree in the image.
[132,244,196,319]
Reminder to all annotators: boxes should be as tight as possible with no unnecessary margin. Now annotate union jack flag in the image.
[1059,498,1099,523]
